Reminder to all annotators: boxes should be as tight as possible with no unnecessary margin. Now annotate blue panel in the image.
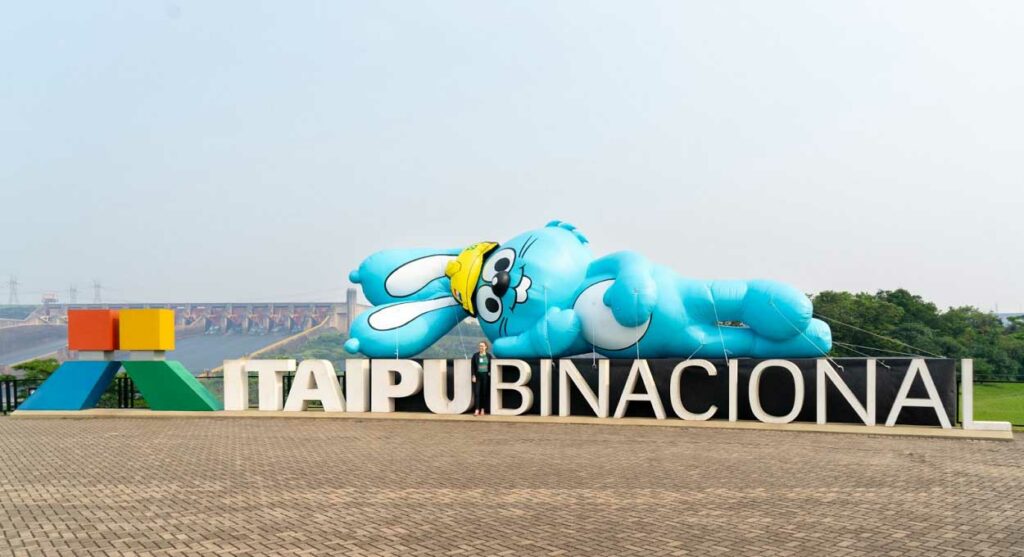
[18,361,121,411]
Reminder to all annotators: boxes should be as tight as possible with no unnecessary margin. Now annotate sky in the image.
[1,1,1022,310]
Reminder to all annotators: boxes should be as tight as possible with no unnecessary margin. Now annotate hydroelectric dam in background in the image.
[0,289,368,376]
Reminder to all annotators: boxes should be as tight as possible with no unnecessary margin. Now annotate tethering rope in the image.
[455,317,469,359]
[833,341,926,358]
[684,341,706,361]
[709,295,730,364]
[769,299,855,370]
[591,337,598,368]
[815,312,946,359]
[830,341,883,362]
[542,286,555,359]
[634,290,642,362]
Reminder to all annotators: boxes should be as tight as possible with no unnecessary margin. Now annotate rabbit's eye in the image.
[482,249,516,282]
[475,285,503,323]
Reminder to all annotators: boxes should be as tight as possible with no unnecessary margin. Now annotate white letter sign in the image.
[559,359,610,418]
[371,360,423,413]
[749,360,804,424]
[816,359,875,425]
[284,359,345,412]
[885,359,951,429]
[614,359,666,419]
[491,359,533,416]
[422,359,472,414]
[669,359,717,421]
[247,359,297,411]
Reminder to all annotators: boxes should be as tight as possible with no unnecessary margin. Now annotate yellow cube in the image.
[119,309,175,351]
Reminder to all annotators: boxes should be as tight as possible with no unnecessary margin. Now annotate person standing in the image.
[471,341,493,416]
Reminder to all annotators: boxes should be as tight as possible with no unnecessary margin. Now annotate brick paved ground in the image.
[0,418,1021,556]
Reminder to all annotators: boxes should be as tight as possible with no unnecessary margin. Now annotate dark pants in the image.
[473,373,490,412]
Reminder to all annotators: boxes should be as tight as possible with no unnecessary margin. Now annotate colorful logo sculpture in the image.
[19,309,221,411]
[345,220,833,359]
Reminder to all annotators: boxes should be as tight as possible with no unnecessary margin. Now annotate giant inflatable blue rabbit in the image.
[344,220,831,359]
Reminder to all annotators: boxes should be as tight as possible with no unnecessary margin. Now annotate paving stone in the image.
[0,418,1021,556]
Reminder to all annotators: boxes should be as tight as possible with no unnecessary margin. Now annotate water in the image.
[0,332,292,375]
[167,332,292,374]
[0,338,67,366]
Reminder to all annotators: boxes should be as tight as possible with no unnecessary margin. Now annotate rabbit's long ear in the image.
[349,248,461,305]
[344,296,468,358]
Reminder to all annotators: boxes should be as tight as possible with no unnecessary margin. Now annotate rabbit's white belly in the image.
[573,280,652,351]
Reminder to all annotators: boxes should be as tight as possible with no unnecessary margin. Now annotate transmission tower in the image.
[92,280,102,304]
[7,276,18,305]
[69,285,78,304]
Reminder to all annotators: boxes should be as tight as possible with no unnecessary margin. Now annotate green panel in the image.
[122,360,222,411]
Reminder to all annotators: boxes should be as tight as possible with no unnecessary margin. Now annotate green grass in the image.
[969,382,1024,427]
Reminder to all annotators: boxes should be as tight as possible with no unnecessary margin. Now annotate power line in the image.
[7,276,18,305]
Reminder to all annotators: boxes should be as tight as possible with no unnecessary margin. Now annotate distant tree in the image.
[12,358,60,381]
[263,321,489,363]
[1007,315,1024,334]
[813,291,1024,381]
[877,289,941,329]
[812,291,904,355]
[419,320,487,359]
[95,371,139,408]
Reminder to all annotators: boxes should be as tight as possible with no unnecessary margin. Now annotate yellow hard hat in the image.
[445,241,498,315]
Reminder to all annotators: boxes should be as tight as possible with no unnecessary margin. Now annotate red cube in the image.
[68,309,120,351]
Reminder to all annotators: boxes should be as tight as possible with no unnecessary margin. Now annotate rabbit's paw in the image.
[603,275,657,327]
[494,307,582,358]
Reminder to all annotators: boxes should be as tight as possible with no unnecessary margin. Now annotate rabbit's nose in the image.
[492,271,511,297]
